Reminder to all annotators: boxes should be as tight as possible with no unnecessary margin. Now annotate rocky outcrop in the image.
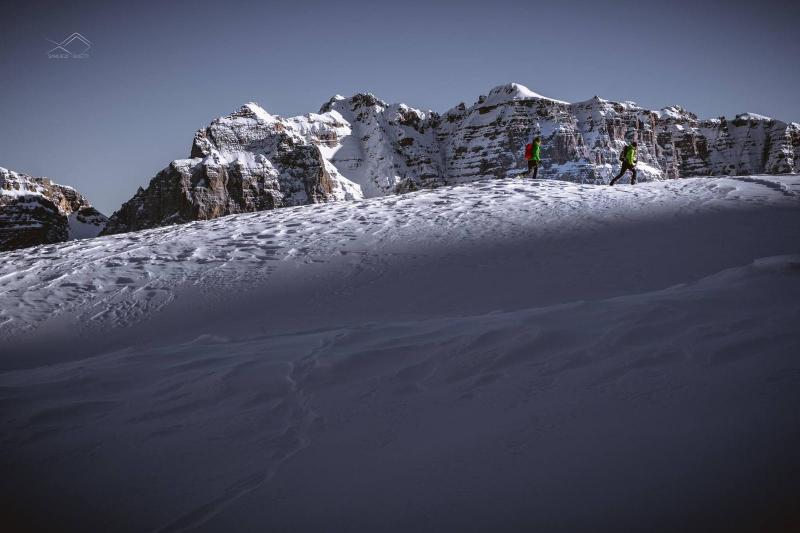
[105,83,800,234]
[433,84,800,184]
[102,104,361,235]
[0,167,107,251]
[315,94,443,195]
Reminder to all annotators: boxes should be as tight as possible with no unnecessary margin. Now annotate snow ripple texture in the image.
[1,175,799,532]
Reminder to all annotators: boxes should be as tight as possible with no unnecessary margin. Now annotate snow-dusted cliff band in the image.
[0,167,107,251]
[102,83,800,234]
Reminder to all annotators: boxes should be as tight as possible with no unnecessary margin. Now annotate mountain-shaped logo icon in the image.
[47,33,91,58]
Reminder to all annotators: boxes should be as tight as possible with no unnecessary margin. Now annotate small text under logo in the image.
[47,33,91,59]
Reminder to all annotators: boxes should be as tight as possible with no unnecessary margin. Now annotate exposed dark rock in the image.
[0,167,107,251]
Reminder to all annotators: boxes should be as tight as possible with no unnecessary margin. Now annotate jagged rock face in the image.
[106,83,800,234]
[316,94,443,195]
[434,85,576,183]
[434,85,800,184]
[0,167,107,251]
[102,105,360,235]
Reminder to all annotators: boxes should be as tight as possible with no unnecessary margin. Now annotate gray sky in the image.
[1,0,798,214]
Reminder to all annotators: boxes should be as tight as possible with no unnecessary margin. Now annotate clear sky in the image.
[1,0,798,214]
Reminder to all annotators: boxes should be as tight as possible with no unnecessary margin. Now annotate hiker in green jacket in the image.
[610,141,638,185]
[525,136,541,179]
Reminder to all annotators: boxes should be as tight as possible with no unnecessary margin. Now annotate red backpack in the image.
[524,143,533,160]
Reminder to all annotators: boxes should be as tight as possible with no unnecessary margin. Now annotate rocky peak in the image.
[318,94,346,114]
[320,93,388,115]
[103,102,362,235]
[732,112,774,126]
[484,83,563,107]
[659,105,698,122]
[0,167,107,251]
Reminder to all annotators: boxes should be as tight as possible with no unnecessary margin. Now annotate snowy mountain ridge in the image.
[0,167,107,251]
[102,82,800,235]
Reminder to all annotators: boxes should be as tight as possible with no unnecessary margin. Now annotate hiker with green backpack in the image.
[610,141,638,185]
[524,136,541,179]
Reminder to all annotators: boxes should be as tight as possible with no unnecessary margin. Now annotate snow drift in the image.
[1,175,799,532]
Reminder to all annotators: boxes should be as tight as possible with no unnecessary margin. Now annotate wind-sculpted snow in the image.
[2,175,798,337]
[1,176,799,532]
[3,254,800,532]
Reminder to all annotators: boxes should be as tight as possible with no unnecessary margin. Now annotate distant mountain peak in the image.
[0,167,107,250]
[101,83,800,236]
[320,92,389,114]
[481,83,570,107]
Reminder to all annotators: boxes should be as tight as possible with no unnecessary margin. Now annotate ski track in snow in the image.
[0,175,797,338]
[1,175,799,532]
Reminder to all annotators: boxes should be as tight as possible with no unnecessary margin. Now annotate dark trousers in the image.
[527,160,539,179]
[610,163,636,185]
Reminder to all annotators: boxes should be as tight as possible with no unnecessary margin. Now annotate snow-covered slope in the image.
[103,83,800,234]
[1,176,799,532]
[0,167,107,250]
